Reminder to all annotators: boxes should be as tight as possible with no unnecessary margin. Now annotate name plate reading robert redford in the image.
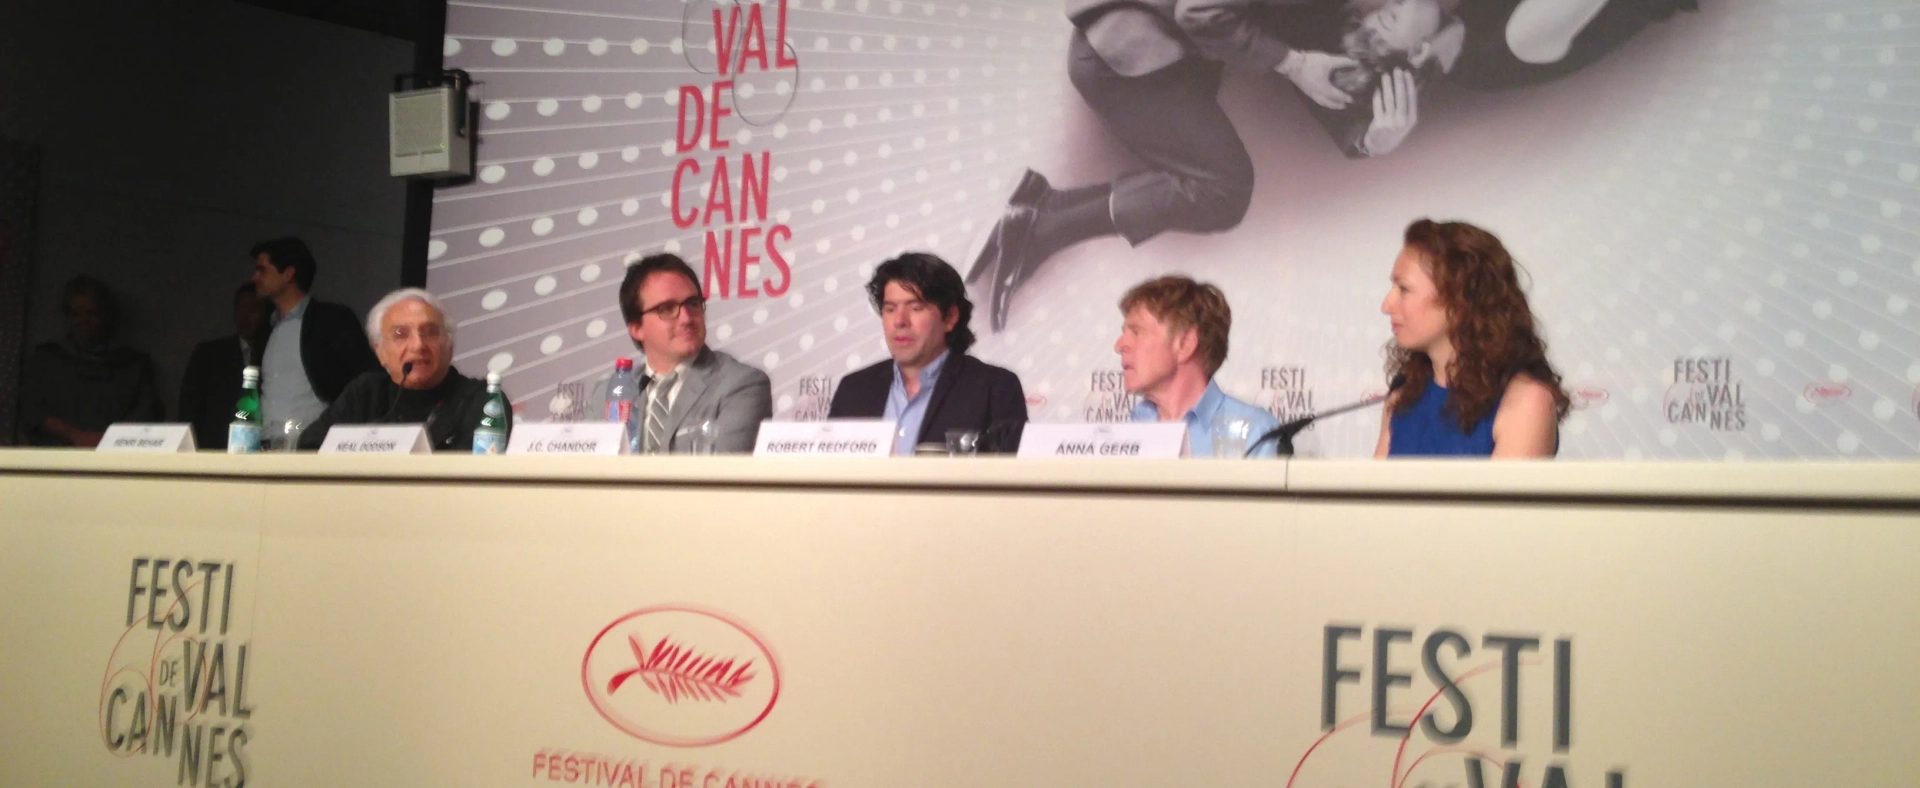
[753,420,896,457]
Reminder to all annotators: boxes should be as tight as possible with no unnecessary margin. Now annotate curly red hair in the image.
[1387,219,1570,430]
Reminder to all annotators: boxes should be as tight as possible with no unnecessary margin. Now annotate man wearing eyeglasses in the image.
[613,253,772,453]
[297,288,505,451]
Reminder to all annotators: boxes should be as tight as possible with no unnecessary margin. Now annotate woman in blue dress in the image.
[1374,219,1569,458]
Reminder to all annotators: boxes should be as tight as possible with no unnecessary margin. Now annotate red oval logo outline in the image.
[1804,382,1851,403]
[581,605,781,747]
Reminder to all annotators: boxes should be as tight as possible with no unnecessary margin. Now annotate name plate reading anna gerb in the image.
[96,423,197,453]
[753,420,896,457]
[506,422,627,455]
[318,424,431,454]
[1016,422,1187,459]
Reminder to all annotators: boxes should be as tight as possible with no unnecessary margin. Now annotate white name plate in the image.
[506,422,627,455]
[97,423,196,453]
[1016,422,1187,459]
[319,424,431,454]
[754,420,896,457]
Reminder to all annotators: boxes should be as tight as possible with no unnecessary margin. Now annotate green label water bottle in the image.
[472,372,510,454]
[228,366,263,453]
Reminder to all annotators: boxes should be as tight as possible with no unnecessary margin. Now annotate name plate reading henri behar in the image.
[506,422,627,455]
[753,420,896,457]
[1016,422,1187,459]
[96,423,197,453]
[318,424,432,454]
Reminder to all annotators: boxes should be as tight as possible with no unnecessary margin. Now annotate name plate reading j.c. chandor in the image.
[506,422,627,455]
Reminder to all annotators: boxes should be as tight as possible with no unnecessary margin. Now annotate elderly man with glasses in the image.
[605,253,772,454]
[296,287,505,451]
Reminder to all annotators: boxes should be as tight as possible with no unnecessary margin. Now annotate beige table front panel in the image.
[2,453,1914,788]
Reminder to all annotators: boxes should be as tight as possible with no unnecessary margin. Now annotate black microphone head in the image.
[401,361,415,379]
[1389,373,1407,390]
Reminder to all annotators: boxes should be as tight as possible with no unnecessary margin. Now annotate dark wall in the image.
[0,0,411,418]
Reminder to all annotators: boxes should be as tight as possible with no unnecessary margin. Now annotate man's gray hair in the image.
[365,287,455,347]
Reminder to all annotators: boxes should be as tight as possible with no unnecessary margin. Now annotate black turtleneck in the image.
[296,367,494,451]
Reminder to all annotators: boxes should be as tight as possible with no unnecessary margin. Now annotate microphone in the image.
[383,361,415,424]
[1244,374,1406,458]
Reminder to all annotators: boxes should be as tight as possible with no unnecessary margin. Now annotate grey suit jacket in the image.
[1065,0,1316,77]
[642,347,772,454]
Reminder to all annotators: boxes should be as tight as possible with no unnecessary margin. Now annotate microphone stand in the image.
[382,361,415,424]
[1244,395,1385,458]
[978,416,1028,454]
[1244,375,1406,458]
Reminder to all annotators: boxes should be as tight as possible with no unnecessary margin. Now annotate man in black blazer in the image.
[829,253,1028,454]
[176,283,269,449]
[248,236,381,446]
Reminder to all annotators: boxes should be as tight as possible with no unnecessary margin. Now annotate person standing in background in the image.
[248,237,378,447]
[18,275,163,446]
[177,283,271,450]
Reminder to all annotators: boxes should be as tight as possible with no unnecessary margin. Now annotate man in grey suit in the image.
[616,254,773,453]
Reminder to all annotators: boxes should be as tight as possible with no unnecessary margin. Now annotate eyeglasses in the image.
[640,295,707,321]
[386,324,448,343]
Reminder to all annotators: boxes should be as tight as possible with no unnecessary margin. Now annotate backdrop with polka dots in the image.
[428,0,1920,459]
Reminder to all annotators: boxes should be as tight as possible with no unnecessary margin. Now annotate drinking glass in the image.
[944,429,981,456]
[1210,414,1252,459]
[278,419,305,452]
[676,420,717,455]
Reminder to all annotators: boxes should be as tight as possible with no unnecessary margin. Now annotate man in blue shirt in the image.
[248,237,378,447]
[830,253,1028,454]
[1116,275,1278,458]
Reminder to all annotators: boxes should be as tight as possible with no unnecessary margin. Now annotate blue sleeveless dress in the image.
[1388,383,1497,457]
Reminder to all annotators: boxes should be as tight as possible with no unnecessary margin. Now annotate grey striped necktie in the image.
[643,371,677,453]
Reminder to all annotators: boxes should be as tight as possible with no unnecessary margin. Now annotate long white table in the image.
[3,450,1916,788]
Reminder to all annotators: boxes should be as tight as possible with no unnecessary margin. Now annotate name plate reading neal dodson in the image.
[318,424,432,454]
[1016,422,1187,459]
[96,423,197,453]
[753,420,896,457]
[506,422,627,455]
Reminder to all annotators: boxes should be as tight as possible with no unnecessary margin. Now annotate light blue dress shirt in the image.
[1130,379,1281,458]
[883,350,949,456]
[261,296,327,440]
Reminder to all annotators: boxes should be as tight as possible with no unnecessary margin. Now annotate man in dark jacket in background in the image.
[248,236,379,447]
[176,282,270,449]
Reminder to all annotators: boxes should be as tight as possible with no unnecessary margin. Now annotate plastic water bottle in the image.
[604,357,639,453]
[228,366,263,453]
[472,372,510,454]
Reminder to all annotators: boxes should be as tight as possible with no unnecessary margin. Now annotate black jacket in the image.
[828,353,1028,453]
[276,298,379,404]
[176,335,262,450]
[297,367,495,452]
